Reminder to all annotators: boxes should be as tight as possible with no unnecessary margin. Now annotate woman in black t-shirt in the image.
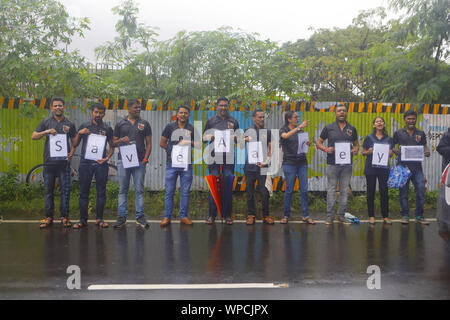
[280,111,314,224]
[361,117,393,224]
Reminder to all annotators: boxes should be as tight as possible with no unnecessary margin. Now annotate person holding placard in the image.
[317,103,359,225]
[203,97,240,225]
[112,99,152,229]
[279,111,314,224]
[160,106,201,227]
[243,109,274,225]
[72,103,114,229]
[393,110,430,225]
[361,117,393,225]
[32,97,77,228]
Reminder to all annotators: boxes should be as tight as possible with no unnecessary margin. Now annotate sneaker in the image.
[415,216,430,225]
[337,217,352,225]
[113,216,127,229]
[136,216,150,229]
[401,216,410,225]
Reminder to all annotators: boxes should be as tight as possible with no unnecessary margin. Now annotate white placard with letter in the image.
[297,132,309,155]
[372,143,390,167]
[49,134,68,158]
[401,145,424,162]
[248,141,264,164]
[119,144,140,168]
[335,142,351,165]
[214,130,230,153]
[172,145,189,169]
[84,134,107,161]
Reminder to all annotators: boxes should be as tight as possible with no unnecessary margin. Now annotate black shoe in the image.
[136,216,149,229]
[113,216,127,229]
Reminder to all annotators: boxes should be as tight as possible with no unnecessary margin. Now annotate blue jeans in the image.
[282,164,309,218]
[117,161,146,218]
[164,164,193,219]
[78,161,108,222]
[208,164,234,219]
[43,164,71,218]
[399,169,426,218]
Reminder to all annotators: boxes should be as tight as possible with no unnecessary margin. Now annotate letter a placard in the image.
[49,134,68,158]
[120,144,140,168]
[214,130,230,153]
[84,134,107,161]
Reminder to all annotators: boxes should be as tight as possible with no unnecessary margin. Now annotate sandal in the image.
[39,217,53,228]
[60,217,72,228]
[383,218,392,225]
[280,217,289,224]
[73,221,88,229]
[96,219,109,228]
[302,217,316,225]
[225,218,233,225]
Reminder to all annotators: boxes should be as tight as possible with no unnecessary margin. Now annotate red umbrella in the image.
[205,174,223,218]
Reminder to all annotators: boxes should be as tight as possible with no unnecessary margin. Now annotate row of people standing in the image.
[32,98,441,229]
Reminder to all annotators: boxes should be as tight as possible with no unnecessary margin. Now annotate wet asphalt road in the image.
[0,221,448,300]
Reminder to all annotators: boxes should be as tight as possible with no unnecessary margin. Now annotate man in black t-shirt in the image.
[160,106,201,227]
[244,109,274,225]
[72,103,114,229]
[317,104,359,225]
[203,97,240,225]
[32,97,77,228]
[112,99,152,229]
[393,109,430,225]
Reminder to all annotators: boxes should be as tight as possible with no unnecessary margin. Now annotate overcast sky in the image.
[60,0,394,62]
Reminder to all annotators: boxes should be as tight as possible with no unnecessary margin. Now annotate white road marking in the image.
[88,283,289,290]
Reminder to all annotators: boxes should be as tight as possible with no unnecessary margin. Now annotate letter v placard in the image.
[120,144,140,168]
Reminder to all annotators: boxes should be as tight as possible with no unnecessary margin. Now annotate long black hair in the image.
[372,116,388,136]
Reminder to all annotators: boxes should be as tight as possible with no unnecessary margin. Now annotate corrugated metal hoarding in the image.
[1,98,449,191]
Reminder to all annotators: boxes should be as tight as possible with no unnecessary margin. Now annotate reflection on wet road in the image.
[0,222,448,299]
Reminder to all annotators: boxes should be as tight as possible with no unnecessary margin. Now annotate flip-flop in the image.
[39,217,53,228]
[95,219,109,228]
[73,221,88,229]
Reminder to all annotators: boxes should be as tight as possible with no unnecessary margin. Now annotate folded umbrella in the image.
[205,174,223,218]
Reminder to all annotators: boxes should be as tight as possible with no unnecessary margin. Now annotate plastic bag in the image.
[387,165,411,189]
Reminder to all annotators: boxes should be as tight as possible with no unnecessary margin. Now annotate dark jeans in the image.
[78,161,108,222]
[43,164,71,219]
[208,164,234,219]
[399,168,426,218]
[365,173,389,218]
[245,171,269,217]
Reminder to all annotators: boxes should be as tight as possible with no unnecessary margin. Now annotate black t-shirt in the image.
[161,121,198,165]
[244,126,272,173]
[279,126,308,166]
[35,116,77,165]
[78,121,113,163]
[113,117,152,162]
[203,114,240,164]
[362,133,393,175]
[319,121,358,165]
[393,127,427,171]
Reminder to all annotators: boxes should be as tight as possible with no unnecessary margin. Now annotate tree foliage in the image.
[1,0,449,104]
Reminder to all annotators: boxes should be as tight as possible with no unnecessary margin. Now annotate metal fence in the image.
[1,98,449,191]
